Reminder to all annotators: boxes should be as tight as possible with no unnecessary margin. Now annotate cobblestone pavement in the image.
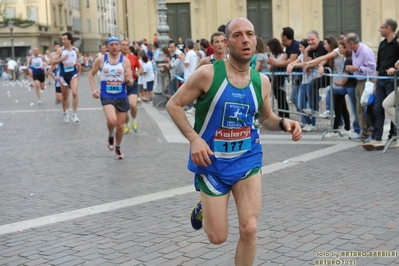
[0,75,398,266]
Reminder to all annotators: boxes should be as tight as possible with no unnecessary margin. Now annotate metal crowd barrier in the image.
[263,67,335,140]
[264,67,399,143]
[382,69,399,153]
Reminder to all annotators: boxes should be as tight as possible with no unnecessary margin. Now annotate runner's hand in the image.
[92,90,100,99]
[190,137,214,167]
[283,119,302,142]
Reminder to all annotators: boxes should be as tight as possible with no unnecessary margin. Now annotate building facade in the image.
[1,0,398,62]
[119,0,399,52]
[0,0,121,61]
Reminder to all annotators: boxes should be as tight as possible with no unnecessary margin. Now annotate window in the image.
[5,7,15,18]
[64,10,68,25]
[86,0,89,7]
[53,7,57,25]
[87,19,91,32]
[27,6,38,22]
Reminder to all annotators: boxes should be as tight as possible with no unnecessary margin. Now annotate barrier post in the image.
[382,69,399,153]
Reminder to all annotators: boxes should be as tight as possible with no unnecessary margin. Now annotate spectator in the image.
[179,39,198,113]
[254,37,269,72]
[153,42,160,61]
[382,59,399,147]
[343,33,376,142]
[267,38,289,118]
[141,39,148,53]
[157,46,172,93]
[167,41,184,96]
[177,37,186,53]
[138,51,155,104]
[217,24,226,33]
[7,58,18,82]
[200,38,214,56]
[302,30,328,116]
[271,27,302,108]
[180,39,198,80]
[305,36,339,117]
[147,43,153,60]
[363,18,399,150]
[287,39,318,131]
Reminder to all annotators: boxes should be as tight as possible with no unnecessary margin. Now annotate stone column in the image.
[153,0,170,103]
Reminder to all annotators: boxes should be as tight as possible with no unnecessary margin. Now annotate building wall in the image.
[1,0,399,59]
[123,0,399,52]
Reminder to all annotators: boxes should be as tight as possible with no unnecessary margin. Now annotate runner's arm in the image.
[166,65,215,166]
[89,56,103,93]
[52,48,65,65]
[123,58,134,86]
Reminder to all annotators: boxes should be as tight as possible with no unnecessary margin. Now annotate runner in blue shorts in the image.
[166,17,302,265]
[29,47,47,104]
[89,36,134,160]
[52,32,80,123]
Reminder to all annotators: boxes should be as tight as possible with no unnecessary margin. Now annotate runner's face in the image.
[121,41,129,54]
[212,36,227,54]
[107,42,120,56]
[227,18,256,63]
[62,35,70,46]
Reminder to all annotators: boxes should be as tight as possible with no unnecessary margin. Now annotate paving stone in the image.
[1,76,399,265]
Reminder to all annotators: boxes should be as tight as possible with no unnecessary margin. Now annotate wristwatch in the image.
[279,118,287,132]
[357,67,362,73]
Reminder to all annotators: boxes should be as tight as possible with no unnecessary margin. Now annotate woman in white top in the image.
[138,51,155,104]
[267,38,290,118]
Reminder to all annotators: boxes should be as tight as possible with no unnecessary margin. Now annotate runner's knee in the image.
[238,218,258,241]
[206,230,228,245]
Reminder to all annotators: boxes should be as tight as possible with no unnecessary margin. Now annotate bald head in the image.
[225,17,254,39]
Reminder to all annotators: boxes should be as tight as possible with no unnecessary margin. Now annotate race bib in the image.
[214,126,251,159]
[64,63,74,72]
[106,80,123,94]
[32,63,41,69]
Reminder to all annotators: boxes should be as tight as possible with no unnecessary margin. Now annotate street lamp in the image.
[8,20,15,59]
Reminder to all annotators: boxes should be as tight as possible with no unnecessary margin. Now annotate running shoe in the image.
[71,114,79,123]
[190,200,203,230]
[63,112,69,123]
[107,136,114,150]
[115,147,124,160]
[38,99,42,104]
[131,121,139,133]
[124,124,130,135]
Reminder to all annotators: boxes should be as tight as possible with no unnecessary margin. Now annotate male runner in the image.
[89,36,134,159]
[166,17,302,265]
[29,47,47,104]
[52,32,80,123]
[196,32,229,69]
[120,39,142,134]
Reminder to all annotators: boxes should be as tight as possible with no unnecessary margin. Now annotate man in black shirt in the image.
[177,37,186,53]
[363,18,399,150]
[303,30,328,118]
